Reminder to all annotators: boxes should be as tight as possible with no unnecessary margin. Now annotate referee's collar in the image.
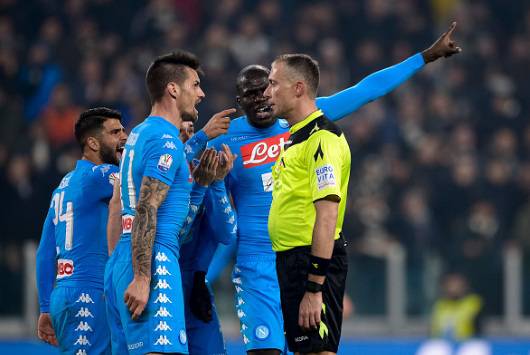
[289,109,323,135]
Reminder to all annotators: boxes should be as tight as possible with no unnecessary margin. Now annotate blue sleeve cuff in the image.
[412,52,426,67]
[40,305,50,313]
[194,130,209,143]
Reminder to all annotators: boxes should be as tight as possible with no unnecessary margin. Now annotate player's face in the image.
[264,62,295,118]
[237,73,275,128]
[177,68,205,123]
[179,121,195,143]
[99,118,127,165]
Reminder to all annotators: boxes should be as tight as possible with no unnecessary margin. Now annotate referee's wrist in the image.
[305,280,323,293]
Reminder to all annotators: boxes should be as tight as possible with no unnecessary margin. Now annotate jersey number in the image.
[119,148,137,209]
[51,191,74,250]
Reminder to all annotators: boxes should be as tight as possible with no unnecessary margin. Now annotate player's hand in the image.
[202,108,236,139]
[298,291,323,332]
[124,276,151,320]
[190,271,213,323]
[422,21,462,63]
[215,144,237,180]
[193,148,219,186]
[37,313,58,346]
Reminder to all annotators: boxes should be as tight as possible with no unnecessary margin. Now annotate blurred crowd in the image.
[0,0,529,319]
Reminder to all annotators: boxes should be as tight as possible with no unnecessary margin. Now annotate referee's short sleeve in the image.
[306,132,343,202]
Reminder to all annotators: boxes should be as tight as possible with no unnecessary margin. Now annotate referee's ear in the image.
[295,81,305,98]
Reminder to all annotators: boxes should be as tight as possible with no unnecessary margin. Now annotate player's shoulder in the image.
[88,164,120,185]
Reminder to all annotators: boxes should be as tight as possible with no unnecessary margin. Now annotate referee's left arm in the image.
[299,132,346,331]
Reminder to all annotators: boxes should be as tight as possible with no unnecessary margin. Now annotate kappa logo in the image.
[190,204,199,213]
[75,293,94,304]
[155,252,170,262]
[154,335,172,346]
[76,349,87,355]
[235,285,243,293]
[75,321,93,332]
[241,324,248,331]
[243,335,250,344]
[74,335,91,346]
[154,321,172,331]
[157,154,173,172]
[237,297,245,306]
[241,132,290,168]
[237,309,246,318]
[155,265,172,276]
[154,293,172,304]
[127,132,139,146]
[163,141,177,150]
[220,196,229,204]
[223,206,232,214]
[232,277,242,285]
[154,307,173,318]
[59,175,71,189]
[98,165,111,176]
[228,216,235,224]
[109,172,119,186]
[75,307,94,318]
[154,279,172,290]
[184,144,193,154]
[231,225,237,234]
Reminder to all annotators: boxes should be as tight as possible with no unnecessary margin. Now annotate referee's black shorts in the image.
[276,236,348,353]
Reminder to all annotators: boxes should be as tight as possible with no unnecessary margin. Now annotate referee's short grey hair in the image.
[274,53,319,98]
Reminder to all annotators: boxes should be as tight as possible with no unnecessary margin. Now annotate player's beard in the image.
[181,109,197,123]
[100,144,120,166]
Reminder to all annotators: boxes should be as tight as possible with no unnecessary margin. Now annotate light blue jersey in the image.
[208,53,426,351]
[178,180,236,355]
[36,159,118,355]
[106,115,192,355]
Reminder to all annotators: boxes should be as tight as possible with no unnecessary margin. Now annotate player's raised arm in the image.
[317,22,462,121]
[124,176,170,320]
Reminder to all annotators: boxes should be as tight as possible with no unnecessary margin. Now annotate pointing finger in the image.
[446,21,457,37]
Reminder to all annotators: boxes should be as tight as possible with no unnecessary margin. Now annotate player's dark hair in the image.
[74,107,122,151]
[275,53,320,98]
[236,64,270,94]
[145,50,203,104]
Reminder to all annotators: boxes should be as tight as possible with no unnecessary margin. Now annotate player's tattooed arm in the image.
[125,176,169,320]
[131,176,170,279]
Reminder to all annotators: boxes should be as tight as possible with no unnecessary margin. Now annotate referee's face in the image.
[265,62,294,118]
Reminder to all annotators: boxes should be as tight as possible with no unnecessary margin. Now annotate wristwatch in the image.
[305,280,323,293]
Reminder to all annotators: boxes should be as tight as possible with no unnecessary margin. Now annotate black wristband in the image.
[305,280,323,293]
[309,255,330,276]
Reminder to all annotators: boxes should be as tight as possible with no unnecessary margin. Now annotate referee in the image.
[265,54,350,354]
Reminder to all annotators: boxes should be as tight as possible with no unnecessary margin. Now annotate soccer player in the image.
[208,23,461,354]
[266,53,350,355]
[178,123,237,355]
[104,50,222,355]
[36,107,127,354]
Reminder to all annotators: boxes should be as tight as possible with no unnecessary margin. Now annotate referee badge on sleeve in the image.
[315,164,336,190]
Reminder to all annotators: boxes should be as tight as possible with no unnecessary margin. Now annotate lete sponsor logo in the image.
[57,259,74,278]
[241,133,290,168]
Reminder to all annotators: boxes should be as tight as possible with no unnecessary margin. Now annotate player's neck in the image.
[284,99,318,127]
[150,101,183,129]
[82,152,102,165]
